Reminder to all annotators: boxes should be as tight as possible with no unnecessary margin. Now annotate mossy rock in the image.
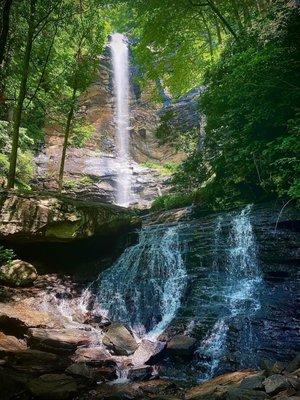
[0,259,37,287]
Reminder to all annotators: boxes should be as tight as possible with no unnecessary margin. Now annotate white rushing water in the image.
[95,225,187,339]
[110,33,132,207]
[196,204,262,380]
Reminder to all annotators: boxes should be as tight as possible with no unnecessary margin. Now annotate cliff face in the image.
[0,191,139,243]
[34,47,187,208]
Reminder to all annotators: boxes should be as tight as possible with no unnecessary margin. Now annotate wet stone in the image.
[102,322,138,356]
[131,339,166,365]
[66,362,117,381]
[71,346,116,366]
[128,365,154,381]
[166,335,196,357]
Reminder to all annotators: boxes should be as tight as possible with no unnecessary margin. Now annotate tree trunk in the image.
[207,0,238,41]
[0,0,13,67]
[214,17,222,44]
[201,11,214,60]
[230,0,244,33]
[58,85,77,191]
[7,0,35,189]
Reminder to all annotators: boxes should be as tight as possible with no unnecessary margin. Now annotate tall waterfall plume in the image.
[110,33,132,207]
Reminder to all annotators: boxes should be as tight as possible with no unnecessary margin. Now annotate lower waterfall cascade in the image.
[195,204,263,381]
[35,203,299,383]
[94,224,187,338]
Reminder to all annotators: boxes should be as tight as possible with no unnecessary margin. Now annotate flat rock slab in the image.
[6,349,68,374]
[0,332,27,353]
[102,323,138,356]
[0,301,62,337]
[27,373,77,400]
[185,371,256,400]
[28,328,95,354]
[71,346,116,366]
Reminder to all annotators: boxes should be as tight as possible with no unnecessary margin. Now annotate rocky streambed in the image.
[0,274,299,400]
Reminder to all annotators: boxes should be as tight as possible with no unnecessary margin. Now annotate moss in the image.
[45,221,82,239]
[142,160,178,176]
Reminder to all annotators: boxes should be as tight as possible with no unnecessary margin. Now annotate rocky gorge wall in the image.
[34,44,196,208]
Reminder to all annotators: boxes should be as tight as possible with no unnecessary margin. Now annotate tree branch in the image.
[25,24,58,109]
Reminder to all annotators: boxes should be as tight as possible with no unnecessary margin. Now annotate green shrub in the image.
[171,3,300,209]
[0,120,35,188]
[152,191,201,211]
[0,246,15,266]
[71,122,94,147]
[142,160,178,176]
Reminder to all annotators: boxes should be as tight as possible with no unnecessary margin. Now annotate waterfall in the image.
[95,225,187,338]
[196,205,262,380]
[110,33,132,207]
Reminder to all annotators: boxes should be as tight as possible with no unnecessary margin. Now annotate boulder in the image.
[66,362,117,381]
[166,335,196,357]
[0,259,37,287]
[0,332,27,353]
[226,388,269,400]
[0,301,62,337]
[28,327,95,354]
[263,374,291,395]
[131,339,166,365]
[27,373,77,400]
[71,346,115,366]
[185,371,256,400]
[0,192,139,243]
[128,365,153,381]
[102,323,138,356]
